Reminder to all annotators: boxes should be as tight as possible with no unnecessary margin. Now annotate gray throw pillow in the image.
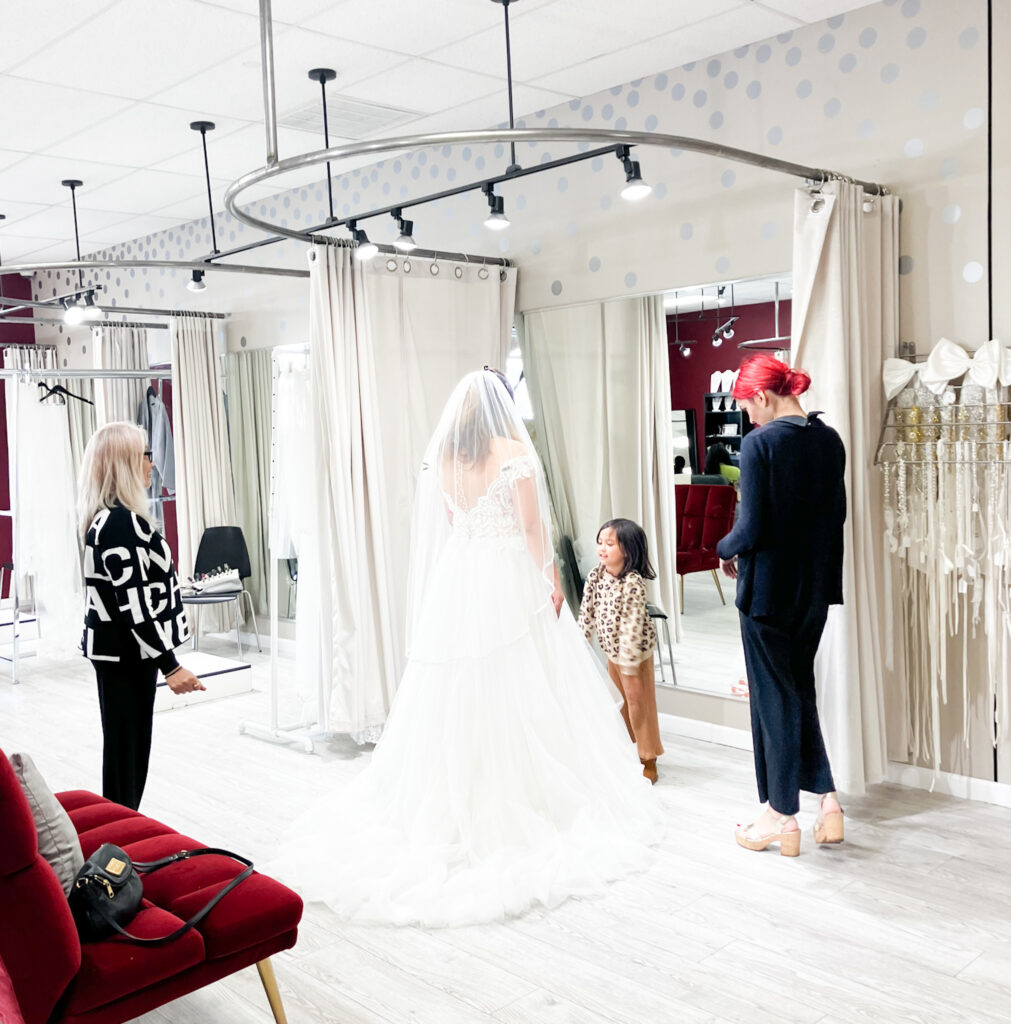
[8,753,84,896]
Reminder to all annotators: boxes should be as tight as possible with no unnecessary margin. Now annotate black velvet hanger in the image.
[37,382,95,406]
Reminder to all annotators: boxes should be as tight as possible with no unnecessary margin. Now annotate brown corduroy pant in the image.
[607,656,664,761]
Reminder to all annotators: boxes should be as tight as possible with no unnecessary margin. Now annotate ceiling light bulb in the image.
[187,270,206,293]
[621,160,652,201]
[64,303,86,326]
[352,227,378,261]
[392,212,416,252]
[712,333,723,348]
[681,345,691,358]
[83,302,103,322]
[723,327,734,339]
[483,191,509,231]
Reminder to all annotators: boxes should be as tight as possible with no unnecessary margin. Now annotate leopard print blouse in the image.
[577,564,657,670]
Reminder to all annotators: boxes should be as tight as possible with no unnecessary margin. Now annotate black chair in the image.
[190,527,261,653]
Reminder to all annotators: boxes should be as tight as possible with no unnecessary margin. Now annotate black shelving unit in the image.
[703,392,751,458]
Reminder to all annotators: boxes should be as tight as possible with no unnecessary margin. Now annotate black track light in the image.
[615,145,651,201]
[349,220,377,261]
[482,184,510,231]
[392,209,416,252]
[187,269,207,293]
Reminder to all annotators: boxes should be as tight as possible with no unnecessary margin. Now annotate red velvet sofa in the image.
[0,750,302,1024]
[674,483,738,609]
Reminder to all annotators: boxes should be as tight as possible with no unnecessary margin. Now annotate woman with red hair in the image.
[716,354,846,856]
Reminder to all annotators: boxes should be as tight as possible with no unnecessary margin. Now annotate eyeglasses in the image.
[143,450,153,461]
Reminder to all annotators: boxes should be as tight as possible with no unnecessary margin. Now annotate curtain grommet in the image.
[403,260,412,274]
[454,266,463,280]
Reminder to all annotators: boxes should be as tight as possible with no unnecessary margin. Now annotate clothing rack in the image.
[0,366,173,685]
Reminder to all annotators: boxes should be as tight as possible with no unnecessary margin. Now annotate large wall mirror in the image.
[666,272,791,697]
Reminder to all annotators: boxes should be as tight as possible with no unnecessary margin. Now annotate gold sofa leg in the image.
[711,569,726,605]
[256,959,289,1024]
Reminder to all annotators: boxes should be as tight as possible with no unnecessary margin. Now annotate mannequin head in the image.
[78,422,152,537]
[732,354,811,426]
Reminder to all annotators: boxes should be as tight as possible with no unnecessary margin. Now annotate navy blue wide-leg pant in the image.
[739,604,836,816]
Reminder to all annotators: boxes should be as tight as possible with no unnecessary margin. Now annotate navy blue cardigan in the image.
[715,413,846,618]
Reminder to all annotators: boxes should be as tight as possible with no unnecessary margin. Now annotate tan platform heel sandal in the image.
[735,817,801,857]
[813,794,845,844]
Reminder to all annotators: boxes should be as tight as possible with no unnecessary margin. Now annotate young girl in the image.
[578,518,664,784]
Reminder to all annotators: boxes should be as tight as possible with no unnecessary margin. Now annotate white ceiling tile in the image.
[8,0,259,99]
[758,0,877,23]
[0,199,49,227]
[84,169,217,214]
[154,25,406,125]
[0,150,30,173]
[0,76,134,154]
[1,237,80,265]
[2,205,135,242]
[338,59,503,116]
[429,0,741,81]
[304,0,519,58]
[193,0,344,23]
[531,4,800,95]
[0,0,115,73]
[45,104,252,171]
[0,155,131,207]
[151,123,341,180]
[402,85,574,138]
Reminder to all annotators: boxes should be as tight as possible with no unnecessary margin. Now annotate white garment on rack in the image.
[270,362,322,725]
[9,386,83,659]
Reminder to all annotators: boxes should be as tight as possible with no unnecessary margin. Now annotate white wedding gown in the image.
[272,456,661,927]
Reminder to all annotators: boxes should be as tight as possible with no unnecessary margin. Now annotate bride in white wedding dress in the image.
[272,369,661,926]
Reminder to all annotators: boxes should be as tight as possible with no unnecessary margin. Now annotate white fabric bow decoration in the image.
[883,337,1011,398]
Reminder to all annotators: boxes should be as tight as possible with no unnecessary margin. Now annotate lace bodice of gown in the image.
[448,456,534,541]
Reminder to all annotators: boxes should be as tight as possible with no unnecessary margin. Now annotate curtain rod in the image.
[0,368,172,380]
[0,295,229,318]
[7,316,170,330]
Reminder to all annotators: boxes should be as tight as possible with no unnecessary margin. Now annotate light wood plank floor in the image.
[2,643,1009,1024]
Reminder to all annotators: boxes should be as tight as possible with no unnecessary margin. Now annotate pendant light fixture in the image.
[308,68,338,223]
[349,220,378,261]
[60,179,103,324]
[190,121,219,258]
[392,209,416,252]
[187,269,207,293]
[482,184,510,231]
[616,146,652,201]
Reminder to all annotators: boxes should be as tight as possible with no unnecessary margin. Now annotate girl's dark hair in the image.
[597,518,656,580]
[704,443,733,474]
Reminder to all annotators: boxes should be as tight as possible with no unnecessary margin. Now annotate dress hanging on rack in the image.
[8,384,83,659]
[137,385,175,527]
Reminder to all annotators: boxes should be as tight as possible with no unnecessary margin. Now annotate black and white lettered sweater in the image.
[82,505,190,671]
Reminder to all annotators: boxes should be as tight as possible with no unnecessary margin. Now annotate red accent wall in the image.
[668,299,792,469]
[0,275,37,596]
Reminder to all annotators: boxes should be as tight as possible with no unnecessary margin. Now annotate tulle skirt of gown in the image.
[271,533,662,927]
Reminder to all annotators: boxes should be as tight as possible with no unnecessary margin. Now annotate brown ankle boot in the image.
[641,758,658,785]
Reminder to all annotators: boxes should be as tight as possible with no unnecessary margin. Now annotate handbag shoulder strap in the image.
[109,848,253,947]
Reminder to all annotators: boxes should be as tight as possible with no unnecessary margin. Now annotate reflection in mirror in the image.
[665,272,791,696]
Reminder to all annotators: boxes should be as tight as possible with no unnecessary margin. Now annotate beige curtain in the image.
[791,180,897,794]
[521,295,679,634]
[93,326,147,425]
[170,315,236,634]
[304,244,516,740]
[225,350,271,616]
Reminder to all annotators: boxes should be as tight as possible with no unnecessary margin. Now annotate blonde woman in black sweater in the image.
[78,422,204,809]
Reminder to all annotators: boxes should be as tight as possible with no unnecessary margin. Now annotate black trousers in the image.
[739,604,836,816]
[93,661,159,811]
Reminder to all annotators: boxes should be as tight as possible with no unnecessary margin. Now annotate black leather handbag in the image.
[69,842,253,945]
